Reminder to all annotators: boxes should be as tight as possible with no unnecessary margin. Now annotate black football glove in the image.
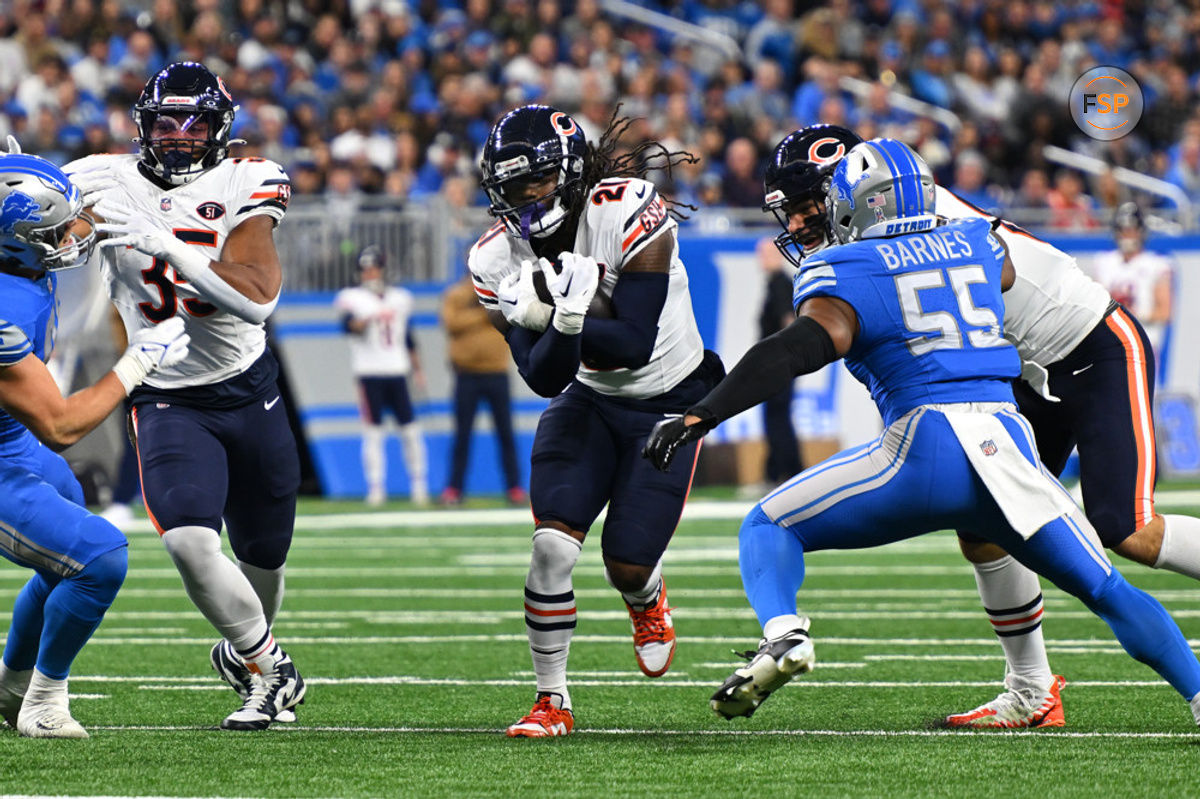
[641,407,718,472]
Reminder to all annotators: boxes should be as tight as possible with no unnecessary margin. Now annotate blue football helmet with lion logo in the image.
[0,153,95,275]
[480,105,588,240]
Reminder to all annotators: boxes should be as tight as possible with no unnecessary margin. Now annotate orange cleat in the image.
[505,696,574,738]
[945,674,1066,729]
[627,580,676,677]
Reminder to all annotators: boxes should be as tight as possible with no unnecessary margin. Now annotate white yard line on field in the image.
[51,725,1200,739]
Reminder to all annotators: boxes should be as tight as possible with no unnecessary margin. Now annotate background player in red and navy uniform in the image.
[0,145,189,738]
[470,106,724,737]
[65,62,305,731]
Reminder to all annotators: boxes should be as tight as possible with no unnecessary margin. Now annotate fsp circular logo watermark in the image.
[1069,66,1143,140]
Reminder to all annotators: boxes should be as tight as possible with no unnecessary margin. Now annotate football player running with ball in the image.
[470,105,724,737]
[0,144,189,738]
[65,62,305,730]
[644,140,1200,729]
[764,124,1200,729]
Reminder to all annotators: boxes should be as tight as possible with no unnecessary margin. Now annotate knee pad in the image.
[161,526,223,576]
[76,547,128,606]
[528,528,582,591]
[738,504,775,544]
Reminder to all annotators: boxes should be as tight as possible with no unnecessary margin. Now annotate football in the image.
[531,259,615,319]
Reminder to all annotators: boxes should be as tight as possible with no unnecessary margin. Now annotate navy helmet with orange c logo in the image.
[764,125,863,265]
[480,105,588,240]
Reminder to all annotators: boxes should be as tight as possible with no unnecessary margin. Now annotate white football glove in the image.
[64,162,119,209]
[542,251,599,335]
[111,317,190,394]
[94,198,210,279]
[498,259,553,332]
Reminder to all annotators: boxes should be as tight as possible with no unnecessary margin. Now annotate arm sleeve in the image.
[579,271,668,369]
[339,313,356,334]
[405,320,416,351]
[689,316,837,426]
[505,324,581,398]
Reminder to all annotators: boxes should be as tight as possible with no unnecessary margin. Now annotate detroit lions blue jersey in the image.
[0,270,57,446]
[793,216,1019,425]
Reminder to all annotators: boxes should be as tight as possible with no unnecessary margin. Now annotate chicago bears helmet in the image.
[827,139,937,244]
[764,125,863,265]
[133,62,238,186]
[0,153,95,275]
[480,105,587,240]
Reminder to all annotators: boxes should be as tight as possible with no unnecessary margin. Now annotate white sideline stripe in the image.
[104,490,1200,536]
[76,675,1171,689]
[69,725,1200,739]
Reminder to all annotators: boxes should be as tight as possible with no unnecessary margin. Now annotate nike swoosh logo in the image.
[264,396,281,410]
[500,297,516,305]
[561,272,573,295]
[635,186,647,198]
[1072,364,1094,376]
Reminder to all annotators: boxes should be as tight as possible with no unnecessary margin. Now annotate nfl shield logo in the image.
[979,439,998,456]
[160,197,172,212]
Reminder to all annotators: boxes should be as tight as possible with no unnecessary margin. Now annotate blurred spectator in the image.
[1012,169,1052,211]
[1047,169,1100,231]
[910,40,954,109]
[950,151,1001,214]
[721,138,763,208]
[439,273,524,506]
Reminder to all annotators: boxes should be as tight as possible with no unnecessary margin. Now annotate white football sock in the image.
[972,555,1053,688]
[1154,514,1200,580]
[362,424,386,496]
[161,526,269,652]
[607,560,662,611]
[523,527,582,710]
[238,561,285,627]
[764,614,808,642]
[399,423,428,503]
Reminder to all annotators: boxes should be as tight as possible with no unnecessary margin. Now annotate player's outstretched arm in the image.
[642,297,855,472]
[0,318,189,451]
[96,200,281,324]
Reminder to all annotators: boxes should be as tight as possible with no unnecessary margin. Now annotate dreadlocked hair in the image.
[580,106,700,221]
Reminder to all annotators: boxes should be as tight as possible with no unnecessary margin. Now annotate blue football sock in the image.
[3,573,53,672]
[37,547,127,680]
[738,505,807,627]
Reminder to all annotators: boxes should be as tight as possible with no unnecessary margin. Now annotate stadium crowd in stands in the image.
[2,0,1198,228]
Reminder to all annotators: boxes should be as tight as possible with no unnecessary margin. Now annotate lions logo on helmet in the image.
[133,62,239,186]
[0,154,94,275]
[827,139,937,244]
[763,125,863,265]
[480,105,588,241]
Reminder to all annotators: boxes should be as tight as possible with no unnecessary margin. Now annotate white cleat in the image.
[17,702,89,739]
[710,619,815,719]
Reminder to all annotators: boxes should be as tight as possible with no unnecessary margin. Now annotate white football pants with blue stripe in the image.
[739,402,1200,702]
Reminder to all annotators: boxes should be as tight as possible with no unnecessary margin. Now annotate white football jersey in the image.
[1088,248,1172,323]
[333,284,416,376]
[66,153,290,388]
[469,177,704,399]
[936,186,1112,368]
